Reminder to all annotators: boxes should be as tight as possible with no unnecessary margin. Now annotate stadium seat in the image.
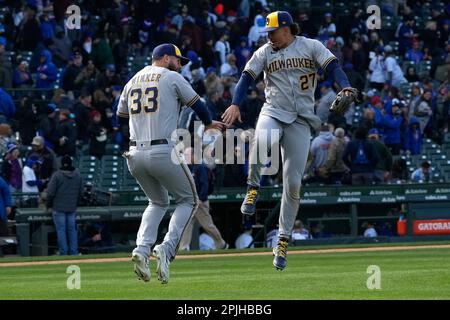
[105,144,121,155]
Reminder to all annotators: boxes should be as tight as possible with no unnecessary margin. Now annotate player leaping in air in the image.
[222,11,358,271]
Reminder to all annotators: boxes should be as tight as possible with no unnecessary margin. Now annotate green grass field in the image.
[1,243,450,300]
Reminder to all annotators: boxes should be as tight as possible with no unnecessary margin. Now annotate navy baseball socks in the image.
[273,237,289,271]
[241,185,260,215]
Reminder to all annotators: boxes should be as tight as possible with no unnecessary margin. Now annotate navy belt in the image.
[130,139,168,146]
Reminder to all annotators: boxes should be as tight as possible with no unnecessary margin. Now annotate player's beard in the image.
[168,61,180,72]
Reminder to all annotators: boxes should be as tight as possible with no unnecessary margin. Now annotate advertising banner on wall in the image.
[413,219,450,235]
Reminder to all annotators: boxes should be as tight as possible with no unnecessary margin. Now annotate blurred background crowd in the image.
[0,0,449,198]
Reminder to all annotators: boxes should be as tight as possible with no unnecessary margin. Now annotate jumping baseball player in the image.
[117,43,224,284]
[222,11,358,270]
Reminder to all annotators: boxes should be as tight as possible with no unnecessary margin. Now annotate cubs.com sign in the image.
[413,220,450,235]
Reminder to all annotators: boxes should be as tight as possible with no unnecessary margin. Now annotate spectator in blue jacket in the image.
[405,40,424,64]
[382,99,404,155]
[0,176,12,236]
[403,116,423,155]
[36,49,58,89]
[343,126,379,185]
[0,87,15,124]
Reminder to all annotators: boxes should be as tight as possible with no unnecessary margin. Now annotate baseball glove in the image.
[329,87,359,115]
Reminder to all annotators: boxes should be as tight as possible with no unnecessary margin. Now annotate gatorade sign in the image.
[413,220,450,235]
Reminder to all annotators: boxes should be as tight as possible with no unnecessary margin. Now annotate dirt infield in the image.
[1,244,450,268]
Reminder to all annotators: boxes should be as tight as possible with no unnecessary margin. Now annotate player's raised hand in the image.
[205,120,226,132]
[221,104,242,126]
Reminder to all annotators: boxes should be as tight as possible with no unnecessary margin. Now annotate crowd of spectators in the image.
[0,0,449,199]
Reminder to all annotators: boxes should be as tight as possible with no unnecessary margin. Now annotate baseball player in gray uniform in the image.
[117,43,224,284]
[222,11,356,270]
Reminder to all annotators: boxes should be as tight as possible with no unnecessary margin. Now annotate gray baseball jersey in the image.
[117,65,200,142]
[243,36,336,130]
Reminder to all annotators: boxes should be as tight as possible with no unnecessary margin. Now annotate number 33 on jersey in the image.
[117,66,201,142]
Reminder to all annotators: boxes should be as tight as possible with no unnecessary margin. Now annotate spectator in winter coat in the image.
[343,126,379,185]
[47,155,83,255]
[36,50,58,89]
[27,136,57,190]
[0,88,16,124]
[88,110,107,159]
[1,144,23,193]
[368,128,393,184]
[403,116,423,155]
[381,99,404,155]
[323,127,349,184]
[62,52,84,93]
[384,45,407,88]
[55,109,77,157]
[13,61,33,88]
[306,123,335,182]
[0,176,12,236]
[22,156,43,194]
[413,90,433,134]
[405,41,424,64]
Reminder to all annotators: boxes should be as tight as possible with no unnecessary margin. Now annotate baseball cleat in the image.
[273,238,289,271]
[131,252,151,282]
[152,245,170,284]
[240,186,259,215]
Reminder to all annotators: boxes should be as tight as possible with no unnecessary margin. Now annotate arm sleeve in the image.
[231,72,254,107]
[190,98,212,126]
[116,86,129,118]
[312,39,337,70]
[325,59,350,89]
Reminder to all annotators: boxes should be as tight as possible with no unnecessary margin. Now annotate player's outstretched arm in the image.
[222,72,254,126]
[190,97,225,131]
[326,60,359,115]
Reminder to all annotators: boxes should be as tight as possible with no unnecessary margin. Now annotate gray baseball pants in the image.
[248,114,311,238]
[126,143,199,261]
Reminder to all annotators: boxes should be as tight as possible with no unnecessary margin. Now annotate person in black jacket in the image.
[47,155,83,255]
[342,126,379,185]
[74,90,94,144]
[56,109,77,157]
[87,110,107,159]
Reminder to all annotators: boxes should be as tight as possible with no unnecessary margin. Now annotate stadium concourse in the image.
[0,0,450,256]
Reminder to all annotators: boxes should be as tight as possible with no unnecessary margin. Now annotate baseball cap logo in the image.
[173,45,182,57]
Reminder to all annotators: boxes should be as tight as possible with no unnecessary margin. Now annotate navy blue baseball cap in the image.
[261,11,293,32]
[152,43,190,66]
